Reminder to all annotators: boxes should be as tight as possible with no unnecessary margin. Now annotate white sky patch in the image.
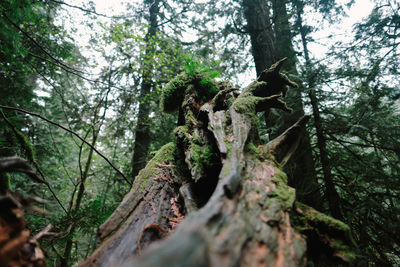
[308,0,374,59]
[53,0,376,89]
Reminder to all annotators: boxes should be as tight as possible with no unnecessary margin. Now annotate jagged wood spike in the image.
[266,115,311,166]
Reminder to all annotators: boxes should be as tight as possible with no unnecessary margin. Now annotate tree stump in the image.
[82,59,356,267]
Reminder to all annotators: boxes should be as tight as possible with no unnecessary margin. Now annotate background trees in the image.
[0,0,399,265]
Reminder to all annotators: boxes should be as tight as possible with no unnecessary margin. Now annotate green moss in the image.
[174,125,190,141]
[133,142,176,193]
[161,72,193,113]
[246,142,260,155]
[161,66,220,115]
[233,95,258,114]
[246,142,271,161]
[330,240,357,262]
[242,81,268,95]
[296,202,350,233]
[263,167,294,210]
[184,109,197,125]
[272,168,288,184]
[199,77,218,100]
[291,202,357,263]
[189,142,213,167]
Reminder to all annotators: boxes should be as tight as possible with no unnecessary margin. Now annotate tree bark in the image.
[294,0,343,220]
[242,0,320,207]
[82,60,355,266]
[242,0,277,75]
[131,0,160,180]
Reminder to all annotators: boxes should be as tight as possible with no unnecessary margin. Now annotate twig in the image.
[2,12,85,75]
[48,0,133,19]
[32,224,54,241]
[0,105,132,186]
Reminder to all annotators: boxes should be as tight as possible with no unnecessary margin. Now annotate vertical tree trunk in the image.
[131,0,160,180]
[242,0,276,75]
[60,131,98,267]
[242,0,320,206]
[294,0,343,219]
[60,83,111,266]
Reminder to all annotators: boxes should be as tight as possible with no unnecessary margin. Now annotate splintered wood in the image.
[0,193,46,267]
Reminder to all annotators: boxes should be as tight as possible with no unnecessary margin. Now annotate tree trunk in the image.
[82,60,355,266]
[60,131,98,267]
[242,0,320,207]
[294,0,343,220]
[131,0,160,180]
[242,0,277,75]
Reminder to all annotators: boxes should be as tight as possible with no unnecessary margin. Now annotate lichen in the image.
[133,142,177,193]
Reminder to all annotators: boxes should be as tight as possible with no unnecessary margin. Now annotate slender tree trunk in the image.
[294,0,343,219]
[60,131,98,267]
[131,0,160,180]
[60,82,111,266]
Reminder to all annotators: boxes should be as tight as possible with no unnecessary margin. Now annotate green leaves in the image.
[182,54,221,78]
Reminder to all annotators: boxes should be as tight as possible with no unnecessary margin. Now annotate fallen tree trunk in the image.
[82,59,356,267]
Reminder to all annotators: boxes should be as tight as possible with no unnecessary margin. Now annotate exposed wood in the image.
[83,60,356,266]
[0,157,48,267]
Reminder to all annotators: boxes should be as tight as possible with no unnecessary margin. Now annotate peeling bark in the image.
[83,60,356,266]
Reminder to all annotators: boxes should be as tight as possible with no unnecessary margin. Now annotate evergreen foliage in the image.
[0,0,398,265]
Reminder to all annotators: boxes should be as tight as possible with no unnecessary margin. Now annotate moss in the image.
[246,142,261,155]
[189,142,213,167]
[133,142,176,193]
[296,202,349,233]
[242,81,268,95]
[198,77,218,101]
[161,72,193,113]
[174,125,191,141]
[245,143,271,161]
[272,168,288,184]
[184,109,198,126]
[232,82,265,114]
[330,240,357,262]
[291,202,357,263]
[233,95,258,114]
[262,167,295,211]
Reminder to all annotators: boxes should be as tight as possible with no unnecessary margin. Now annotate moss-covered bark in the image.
[83,59,356,267]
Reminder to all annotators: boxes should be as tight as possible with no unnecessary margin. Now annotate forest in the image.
[0,0,399,266]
